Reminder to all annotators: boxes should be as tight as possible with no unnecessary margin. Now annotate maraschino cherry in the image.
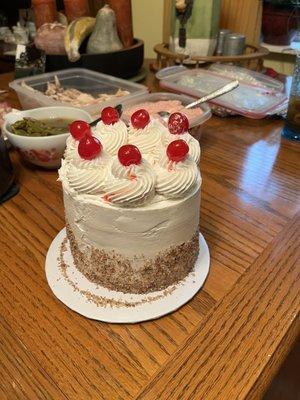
[167,139,189,162]
[78,135,102,160]
[168,112,189,135]
[131,109,150,129]
[118,144,142,166]
[101,107,119,125]
[69,120,90,140]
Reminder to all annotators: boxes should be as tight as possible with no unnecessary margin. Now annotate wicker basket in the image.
[153,43,269,72]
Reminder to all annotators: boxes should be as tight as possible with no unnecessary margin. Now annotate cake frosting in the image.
[163,131,201,164]
[63,149,110,195]
[59,109,202,294]
[102,158,156,207]
[94,120,127,155]
[64,135,78,162]
[155,153,200,198]
[128,119,165,155]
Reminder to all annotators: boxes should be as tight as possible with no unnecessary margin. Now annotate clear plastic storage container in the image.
[9,68,148,117]
[208,64,285,92]
[120,92,211,130]
[160,69,288,119]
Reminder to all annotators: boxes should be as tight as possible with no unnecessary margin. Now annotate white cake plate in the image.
[45,228,210,323]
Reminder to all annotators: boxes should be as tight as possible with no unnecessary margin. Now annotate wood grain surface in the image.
[0,68,299,400]
[220,0,262,46]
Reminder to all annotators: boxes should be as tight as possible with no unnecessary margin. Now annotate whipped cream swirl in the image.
[128,119,166,157]
[155,153,201,199]
[102,158,155,207]
[65,150,111,195]
[64,134,78,163]
[94,120,127,156]
[163,132,201,164]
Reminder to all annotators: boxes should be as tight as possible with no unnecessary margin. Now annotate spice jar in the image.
[216,29,231,55]
[32,0,57,29]
[223,33,245,56]
[63,0,90,22]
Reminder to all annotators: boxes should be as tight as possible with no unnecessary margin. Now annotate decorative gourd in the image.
[34,22,66,55]
[64,17,95,62]
[87,5,123,54]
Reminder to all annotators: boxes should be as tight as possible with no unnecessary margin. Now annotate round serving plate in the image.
[45,228,210,323]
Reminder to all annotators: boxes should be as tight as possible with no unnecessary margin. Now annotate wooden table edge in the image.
[135,213,300,400]
[245,313,299,400]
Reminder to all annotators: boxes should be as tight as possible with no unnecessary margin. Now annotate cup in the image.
[282,95,300,141]
[223,33,245,56]
[282,54,300,141]
[216,29,231,55]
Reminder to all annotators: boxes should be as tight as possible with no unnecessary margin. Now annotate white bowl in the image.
[3,107,92,169]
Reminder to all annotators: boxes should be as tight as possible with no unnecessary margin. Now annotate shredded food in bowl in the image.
[21,76,130,107]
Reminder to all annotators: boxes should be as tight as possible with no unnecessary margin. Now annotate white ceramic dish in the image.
[45,228,210,323]
[4,106,92,169]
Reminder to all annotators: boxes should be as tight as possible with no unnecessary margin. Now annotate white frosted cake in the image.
[59,108,202,293]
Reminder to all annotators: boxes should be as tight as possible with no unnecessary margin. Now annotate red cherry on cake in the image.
[118,144,142,166]
[131,109,150,129]
[101,106,119,125]
[167,139,189,162]
[168,112,189,135]
[69,120,90,140]
[78,135,102,160]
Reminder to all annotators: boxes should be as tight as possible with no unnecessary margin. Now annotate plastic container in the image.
[208,64,284,92]
[156,64,285,92]
[120,92,211,130]
[9,68,148,117]
[159,69,288,119]
[155,65,187,80]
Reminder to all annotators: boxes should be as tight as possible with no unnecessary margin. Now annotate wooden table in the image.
[0,70,299,400]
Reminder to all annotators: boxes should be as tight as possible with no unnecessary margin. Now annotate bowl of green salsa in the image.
[4,107,92,168]
[10,117,75,137]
